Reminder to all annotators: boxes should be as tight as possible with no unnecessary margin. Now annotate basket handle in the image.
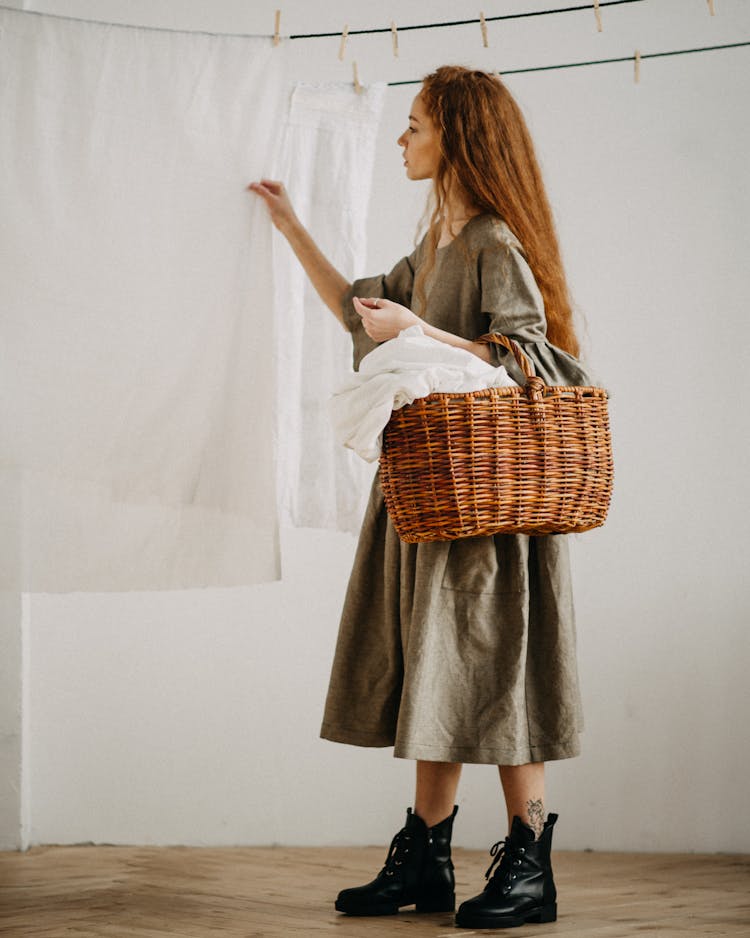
[477,332,548,401]
[477,332,537,380]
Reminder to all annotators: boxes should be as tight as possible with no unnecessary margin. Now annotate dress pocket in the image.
[440,534,528,595]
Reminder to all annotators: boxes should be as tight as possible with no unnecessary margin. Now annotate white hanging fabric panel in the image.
[272,81,386,535]
[0,8,288,590]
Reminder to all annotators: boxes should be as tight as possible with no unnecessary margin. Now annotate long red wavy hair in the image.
[414,65,580,358]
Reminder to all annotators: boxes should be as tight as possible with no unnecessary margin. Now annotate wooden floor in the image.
[1,844,749,937]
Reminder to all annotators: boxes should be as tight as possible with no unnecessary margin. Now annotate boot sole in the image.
[455,902,557,929]
[335,894,456,917]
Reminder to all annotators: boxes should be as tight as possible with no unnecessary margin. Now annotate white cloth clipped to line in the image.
[330,324,519,462]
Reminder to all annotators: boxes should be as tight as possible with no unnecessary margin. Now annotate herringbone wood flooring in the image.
[1,844,748,936]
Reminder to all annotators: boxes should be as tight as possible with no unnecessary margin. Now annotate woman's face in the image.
[397,93,441,181]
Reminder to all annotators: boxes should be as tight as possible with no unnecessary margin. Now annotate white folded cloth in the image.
[330,325,519,461]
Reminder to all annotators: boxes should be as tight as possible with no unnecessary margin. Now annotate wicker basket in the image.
[379,333,614,542]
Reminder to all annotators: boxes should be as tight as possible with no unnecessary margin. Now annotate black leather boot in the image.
[334,806,458,916]
[455,813,558,929]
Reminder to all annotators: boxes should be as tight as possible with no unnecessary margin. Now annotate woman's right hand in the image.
[247,178,351,325]
[247,179,298,233]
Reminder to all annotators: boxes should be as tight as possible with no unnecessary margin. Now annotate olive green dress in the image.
[320,213,593,765]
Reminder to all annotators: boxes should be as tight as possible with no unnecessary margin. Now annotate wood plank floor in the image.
[1,845,749,937]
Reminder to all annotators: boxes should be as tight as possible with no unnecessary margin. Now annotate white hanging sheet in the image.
[271,81,386,535]
[0,7,288,590]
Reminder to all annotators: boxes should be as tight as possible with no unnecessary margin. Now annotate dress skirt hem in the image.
[320,722,581,766]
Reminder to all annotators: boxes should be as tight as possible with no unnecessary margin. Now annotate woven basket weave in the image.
[379,333,614,542]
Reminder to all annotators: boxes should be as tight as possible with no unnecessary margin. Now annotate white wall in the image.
[3,0,750,853]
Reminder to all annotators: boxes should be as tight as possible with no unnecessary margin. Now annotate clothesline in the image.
[287,1,645,39]
[387,40,750,84]
[2,2,743,90]
[0,1,645,41]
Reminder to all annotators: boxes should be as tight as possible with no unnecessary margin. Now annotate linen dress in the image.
[320,213,592,766]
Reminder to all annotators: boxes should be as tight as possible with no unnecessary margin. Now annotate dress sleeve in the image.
[341,247,418,371]
[479,240,595,387]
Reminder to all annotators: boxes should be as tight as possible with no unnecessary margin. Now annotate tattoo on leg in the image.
[526,798,545,839]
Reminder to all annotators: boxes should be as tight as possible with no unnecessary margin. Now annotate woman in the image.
[249,65,592,931]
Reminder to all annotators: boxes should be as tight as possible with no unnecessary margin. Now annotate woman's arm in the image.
[352,297,493,363]
[418,321,492,363]
[248,179,351,328]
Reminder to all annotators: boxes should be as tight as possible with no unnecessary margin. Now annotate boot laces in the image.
[485,838,526,894]
[381,827,413,877]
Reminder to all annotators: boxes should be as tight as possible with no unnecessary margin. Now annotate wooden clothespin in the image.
[353,61,362,94]
[391,21,399,58]
[634,49,641,83]
[707,0,716,14]
[480,11,489,48]
[593,0,603,32]
[273,10,281,47]
[339,24,349,61]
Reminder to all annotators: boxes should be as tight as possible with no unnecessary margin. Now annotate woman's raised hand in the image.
[353,297,419,342]
[247,179,298,233]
